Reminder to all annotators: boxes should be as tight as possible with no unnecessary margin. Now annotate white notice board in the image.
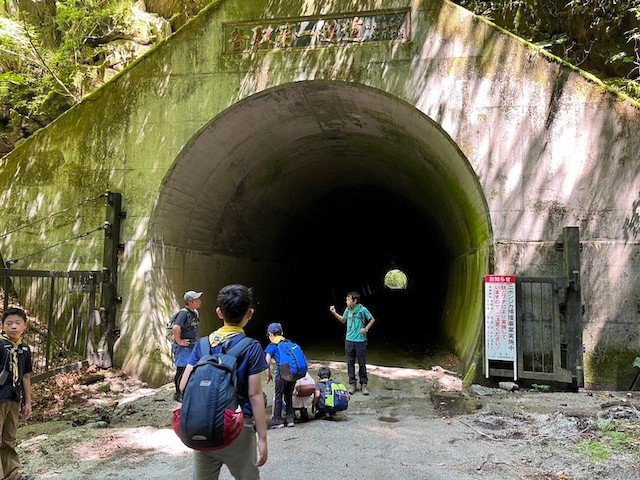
[484,275,517,380]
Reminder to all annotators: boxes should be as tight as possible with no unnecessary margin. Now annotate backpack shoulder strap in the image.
[0,341,9,369]
[199,334,253,358]
[171,308,188,324]
[198,336,211,356]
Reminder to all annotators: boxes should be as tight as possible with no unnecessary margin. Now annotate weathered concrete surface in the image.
[0,0,639,388]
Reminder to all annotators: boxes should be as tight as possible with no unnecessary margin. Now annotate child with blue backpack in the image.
[264,322,299,429]
[313,366,350,420]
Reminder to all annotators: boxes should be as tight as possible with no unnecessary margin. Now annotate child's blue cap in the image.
[267,322,283,335]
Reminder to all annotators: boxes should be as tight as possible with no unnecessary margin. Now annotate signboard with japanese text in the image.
[484,275,517,380]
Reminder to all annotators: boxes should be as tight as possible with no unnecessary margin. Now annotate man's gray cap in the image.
[184,291,203,303]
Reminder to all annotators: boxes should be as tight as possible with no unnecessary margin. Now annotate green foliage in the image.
[1,0,638,157]
[384,268,408,289]
[453,0,640,98]
[55,0,132,58]
[0,1,136,155]
[633,357,640,369]
[530,383,550,392]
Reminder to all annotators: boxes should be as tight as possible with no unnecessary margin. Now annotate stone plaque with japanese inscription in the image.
[223,9,410,54]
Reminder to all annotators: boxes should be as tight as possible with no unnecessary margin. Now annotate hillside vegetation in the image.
[0,0,638,158]
[455,0,640,97]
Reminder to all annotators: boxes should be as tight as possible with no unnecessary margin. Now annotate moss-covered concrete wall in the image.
[0,0,639,388]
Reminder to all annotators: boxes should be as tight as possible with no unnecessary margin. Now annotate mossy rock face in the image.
[584,348,639,390]
[144,0,209,20]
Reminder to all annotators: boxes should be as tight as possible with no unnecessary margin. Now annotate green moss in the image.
[462,360,477,386]
[575,419,640,460]
[98,383,111,393]
[147,347,163,363]
[584,347,639,390]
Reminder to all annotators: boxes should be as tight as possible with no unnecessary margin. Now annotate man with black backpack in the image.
[179,284,269,479]
[171,290,203,402]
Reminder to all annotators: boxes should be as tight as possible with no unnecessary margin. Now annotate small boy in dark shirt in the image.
[0,307,33,480]
[313,366,350,420]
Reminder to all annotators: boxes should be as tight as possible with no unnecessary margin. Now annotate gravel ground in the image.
[16,361,640,480]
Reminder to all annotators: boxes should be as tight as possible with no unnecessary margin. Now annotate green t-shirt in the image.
[343,304,372,342]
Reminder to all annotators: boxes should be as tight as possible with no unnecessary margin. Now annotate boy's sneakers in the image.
[286,415,295,427]
[348,385,356,395]
[269,418,284,429]
[361,384,370,395]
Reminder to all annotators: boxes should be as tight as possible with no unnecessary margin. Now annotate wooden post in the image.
[102,192,125,368]
[563,226,583,389]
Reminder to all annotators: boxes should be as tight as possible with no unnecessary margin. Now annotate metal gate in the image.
[1,269,105,380]
[0,191,124,380]
[486,227,583,388]
[517,277,572,383]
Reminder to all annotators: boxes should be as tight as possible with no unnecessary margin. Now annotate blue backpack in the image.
[276,339,308,382]
[173,334,253,450]
[317,380,349,414]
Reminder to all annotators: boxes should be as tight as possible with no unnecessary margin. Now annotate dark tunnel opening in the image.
[262,186,453,366]
[150,81,492,379]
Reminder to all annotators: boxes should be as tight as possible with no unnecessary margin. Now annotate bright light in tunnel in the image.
[384,268,408,289]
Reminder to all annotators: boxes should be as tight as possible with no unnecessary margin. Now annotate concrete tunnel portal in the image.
[151,81,492,370]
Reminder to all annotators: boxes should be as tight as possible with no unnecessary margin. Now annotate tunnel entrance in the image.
[151,80,492,374]
[282,187,451,366]
[276,185,451,358]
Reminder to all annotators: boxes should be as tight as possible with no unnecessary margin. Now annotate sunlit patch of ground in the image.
[308,360,463,390]
[74,427,190,460]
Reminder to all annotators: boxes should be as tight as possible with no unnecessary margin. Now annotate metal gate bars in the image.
[0,269,104,380]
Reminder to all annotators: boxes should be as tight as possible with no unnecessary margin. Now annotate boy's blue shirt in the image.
[265,336,284,377]
[343,304,371,342]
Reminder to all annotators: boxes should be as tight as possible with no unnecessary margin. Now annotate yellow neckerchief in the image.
[208,325,244,348]
[270,335,284,344]
[1,333,21,386]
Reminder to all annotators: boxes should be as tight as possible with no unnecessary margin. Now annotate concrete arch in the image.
[1,0,639,388]
[151,80,492,376]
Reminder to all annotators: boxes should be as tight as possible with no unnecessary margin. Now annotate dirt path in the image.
[17,362,640,479]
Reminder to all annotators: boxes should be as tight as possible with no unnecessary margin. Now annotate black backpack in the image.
[173,334,253,450]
